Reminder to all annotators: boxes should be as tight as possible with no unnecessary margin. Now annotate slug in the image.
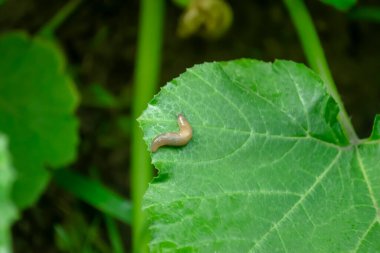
[151,114,193,152]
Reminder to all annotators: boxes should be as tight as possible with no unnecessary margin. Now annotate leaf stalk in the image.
[38,0,81,38]
[283,0,359,143]
[131,0,165,252]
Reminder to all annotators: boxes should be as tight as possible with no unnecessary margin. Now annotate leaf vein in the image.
[283,66,311,132]
[351,218,377,253]
[188,68,251,131]
[248,151,342,252]
[355,147,379,218]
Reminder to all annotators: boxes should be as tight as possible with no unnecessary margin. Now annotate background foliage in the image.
[0,32,79,208]
[0,0,379,252]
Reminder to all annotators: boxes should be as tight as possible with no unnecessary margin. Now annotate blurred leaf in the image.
[38,0,82,39]
[55,225,72,252]
[81,83,119,109]
[0,134,18,253]
[350,6,380,23]
[104,216,124,253]
[171,0,191,8]
[53,168,132,224]
[140,60,380,251]
[370,115,380,140]
[320,0,356,11]
[0,32,79,208]
[90,26,109,49]
[177,0,233,39]
[55,213,109,253]
[116,116,131,137]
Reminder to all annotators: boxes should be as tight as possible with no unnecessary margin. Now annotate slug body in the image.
[151,114,193,152]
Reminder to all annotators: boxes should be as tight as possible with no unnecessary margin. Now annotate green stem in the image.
[38,0,81,37]
[283,0,359,143]
[131,0,165,253]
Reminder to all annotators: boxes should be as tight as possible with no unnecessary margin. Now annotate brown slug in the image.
[151,114,193,152]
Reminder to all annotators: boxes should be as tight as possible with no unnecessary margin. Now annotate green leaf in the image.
[320,0,356,11]
[0,134,18,253]
[55,212,107,253]
[0,32,79,208]
[350,6,380,23]
[104,215,125,253]
[81,83,119,109]
[370,115,380,140]
[139,60,380,252]
[171,0,191,8]
[53,168,132,224]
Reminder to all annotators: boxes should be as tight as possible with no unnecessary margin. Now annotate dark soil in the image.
[1,0,379,252]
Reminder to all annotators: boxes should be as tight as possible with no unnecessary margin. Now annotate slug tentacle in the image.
[150,114,193,152]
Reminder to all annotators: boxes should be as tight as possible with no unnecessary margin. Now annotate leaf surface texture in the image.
[140,60,380,252]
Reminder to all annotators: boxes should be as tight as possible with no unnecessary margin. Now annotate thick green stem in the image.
[38,0,81,37]
[283,0,359,143]
[131,0,165,253]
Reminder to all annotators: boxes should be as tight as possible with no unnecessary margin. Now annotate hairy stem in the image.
[131,0,165,252]
[283,0,359,143]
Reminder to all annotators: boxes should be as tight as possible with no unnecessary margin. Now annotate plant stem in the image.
[131,0,165,253]
[283,0,359,143]
[38,0,81,38]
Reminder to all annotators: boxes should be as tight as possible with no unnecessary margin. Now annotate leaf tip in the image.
[369,115,380,140]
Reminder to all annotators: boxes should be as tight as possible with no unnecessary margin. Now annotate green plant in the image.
[321,0,356,11]
[55,212,118,253]
[53,168,132,224]
[139,59,380,251]
[350,6,380,23]
[0,134,17,252]
[0,32,79,208]
[131,0,165,253]
[1,0,379,252]
[137,0,380,252]
[0,1,131,252]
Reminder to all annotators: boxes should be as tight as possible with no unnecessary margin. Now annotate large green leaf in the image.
[0,32,79,208]
[320,0,356,11]
[139,60,380,252]
[0,134,17,253]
